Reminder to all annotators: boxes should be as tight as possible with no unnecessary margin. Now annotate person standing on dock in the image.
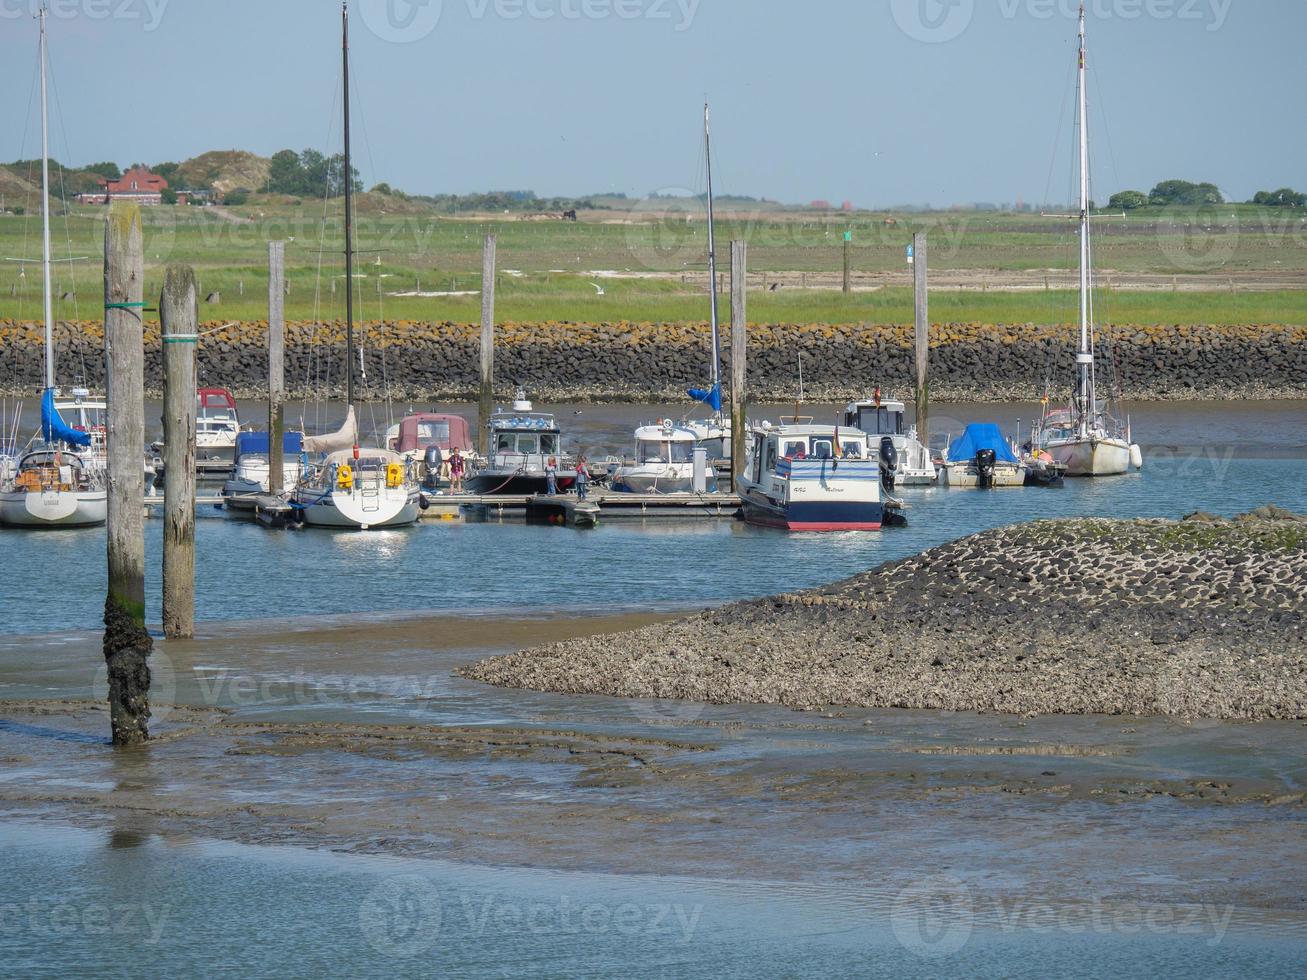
[546,457,558,496]
[449,448,465,493]
[575,456,589,501]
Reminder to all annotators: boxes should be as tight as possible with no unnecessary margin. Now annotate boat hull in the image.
[464,472,576,496]
[0,489,107,527]
[740,491,883,532]
[942,463,1027,488]
[293,487,420,529]
[1046,437,1130,477]
[611,466,706,495]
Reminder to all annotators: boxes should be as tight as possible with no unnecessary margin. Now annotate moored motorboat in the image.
[941,424,1027,489]
[385,412,477,490]
[738,420,886,531]
[843,392,936,485]
[611,420,717,494]
[223,431,305,509]
[463,391,575,496]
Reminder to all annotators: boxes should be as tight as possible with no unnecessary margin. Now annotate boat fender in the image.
[336,464,353,491]
[1129,444,1144,470]
[385,462,404,488]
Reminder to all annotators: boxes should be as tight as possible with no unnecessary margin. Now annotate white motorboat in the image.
[738,420,889,531]
[843,394,936,486]
[222,431,304,509]
[0,13,106,529]
[1035,8,1141,478]
[196,388,241,455]
[464,391,575,495]
[940,423,1027,489]
[612,420,717,494]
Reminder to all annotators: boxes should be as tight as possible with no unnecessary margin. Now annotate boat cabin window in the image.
[856,408,903,435]
[782,440,808,459]
[811,439,835,459]
[764,441,778,473]
[841,442,864,459]
[415,421,451,445]
[640,440,693,464]
[539,433,559,455]
[516,434,539,454]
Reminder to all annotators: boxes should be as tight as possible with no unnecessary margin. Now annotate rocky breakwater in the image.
[1,319,1304,401]
[462,509,1307,720]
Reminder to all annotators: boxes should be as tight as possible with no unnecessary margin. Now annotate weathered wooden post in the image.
[103,201,152,745]
[843,231,852,295]
[268,241,286,496]
[478,234,496,456]
[161,265,197,639]
[913,231,929,448]
[730,240,747,490]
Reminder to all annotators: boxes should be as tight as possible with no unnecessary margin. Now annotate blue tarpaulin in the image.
[687,383,723,413]
[946,423,1020,464]
[41,388,91,448]
[234,430,304,459]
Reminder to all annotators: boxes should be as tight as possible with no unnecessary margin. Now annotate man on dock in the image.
[575,457,589,501]
[546,457,558,496]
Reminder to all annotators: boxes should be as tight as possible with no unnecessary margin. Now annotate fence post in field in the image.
[103,201,152,745]
[161,265,197,639]
[479,234,496,457]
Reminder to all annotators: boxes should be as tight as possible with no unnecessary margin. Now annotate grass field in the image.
[2,200,1304,325]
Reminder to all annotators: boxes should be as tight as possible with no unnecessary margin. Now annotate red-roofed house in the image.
[77,166,168,206]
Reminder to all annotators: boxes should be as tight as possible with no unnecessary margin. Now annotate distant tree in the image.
[265,149,303,194]
[83,161,121,180]
[1109,190,1149,210]
[223,188,250,206]
[371,182,393,196]
[1251,188,1305,208]
[1149,179,1223,206]
[160,188,178,205]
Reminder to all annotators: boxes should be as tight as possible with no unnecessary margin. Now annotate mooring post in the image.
[103,201,152,745]
[843,232,851,295]
[268,241,286,496]
[730,240,748,491]
[478,233,496,456]
[161,265,197,639]
[913,231,929,448]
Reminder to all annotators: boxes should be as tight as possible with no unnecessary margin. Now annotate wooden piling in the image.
[161,265,197,639]
[913,232,929,448]
[843,236,851,295]
[268,241,286,496]
[102,201,152,745]
[730,241,748,490]
[478,234,496,456]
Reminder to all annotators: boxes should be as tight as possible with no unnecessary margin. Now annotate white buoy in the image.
[1130,444,1144,470]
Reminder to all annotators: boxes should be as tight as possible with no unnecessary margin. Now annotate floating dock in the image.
[432,490,742,524]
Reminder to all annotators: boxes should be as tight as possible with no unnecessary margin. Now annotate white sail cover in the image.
[303,405,358,455]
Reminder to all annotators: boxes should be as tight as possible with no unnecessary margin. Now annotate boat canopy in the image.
[41,388,91,448]
[234,430,303,459]
[394,414,473,454]
[947,423,1020,464]
[303,406,359,455]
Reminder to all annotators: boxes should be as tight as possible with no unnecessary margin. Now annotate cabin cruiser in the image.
[464,391,575,496]
[941,423,1027,488]
[611,420,718,494]
[738,420,887,531]
[385,412,476,490]
[843,394,936,485]
[222,431,305,509]
[150,387,241,460]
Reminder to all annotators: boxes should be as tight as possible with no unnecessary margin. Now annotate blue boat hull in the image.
[740,491,883,531]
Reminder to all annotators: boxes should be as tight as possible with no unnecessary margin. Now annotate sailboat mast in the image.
[704,103,721,398]
[1075,3,1093,435]
[342,0,356,417]
[39,4,54,393]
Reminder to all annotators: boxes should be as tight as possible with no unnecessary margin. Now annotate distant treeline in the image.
[1109,179,1305,210]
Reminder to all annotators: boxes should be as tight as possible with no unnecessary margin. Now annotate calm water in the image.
[2,821,1302,979]
[1,401,1305,635]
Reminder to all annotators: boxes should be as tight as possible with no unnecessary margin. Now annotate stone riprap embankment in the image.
[2,319,1304,401]
[461,511,1307,720]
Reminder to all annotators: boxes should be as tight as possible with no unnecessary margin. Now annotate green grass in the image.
[1,202,1304,325]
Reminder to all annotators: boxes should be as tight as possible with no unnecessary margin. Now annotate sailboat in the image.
[290,2,419,530]
[1035,7,1142,478]
[0,7,107,529]
[683,103,732,458]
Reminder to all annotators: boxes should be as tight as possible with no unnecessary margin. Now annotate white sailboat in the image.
[1036,7,1142,478]
[290,3,418,530]
[0,7,107,529]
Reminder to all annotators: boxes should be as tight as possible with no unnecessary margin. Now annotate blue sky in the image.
[1,0,1301,206]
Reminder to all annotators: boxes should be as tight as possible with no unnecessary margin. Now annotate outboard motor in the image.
[975,448,997,490]
[423,446,444,489]
[879,436,898,493]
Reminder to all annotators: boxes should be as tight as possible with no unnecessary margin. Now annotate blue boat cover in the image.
[234,430,304,458]
[946,423,1020,464]
[41,388,91,448]
[687,383,723,412]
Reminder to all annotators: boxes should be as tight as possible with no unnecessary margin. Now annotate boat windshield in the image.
[638,440,693,464]
[497,432,559,455]
[414,421,450,446]
[856,408,903,435]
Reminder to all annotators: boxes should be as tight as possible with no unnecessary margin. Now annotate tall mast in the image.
[39,4,55,393]
[342,0,356,419]
[1075,4,1093,435]
[704,103,721,402]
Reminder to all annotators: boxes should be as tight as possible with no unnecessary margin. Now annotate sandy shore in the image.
[463,512,1307,720]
